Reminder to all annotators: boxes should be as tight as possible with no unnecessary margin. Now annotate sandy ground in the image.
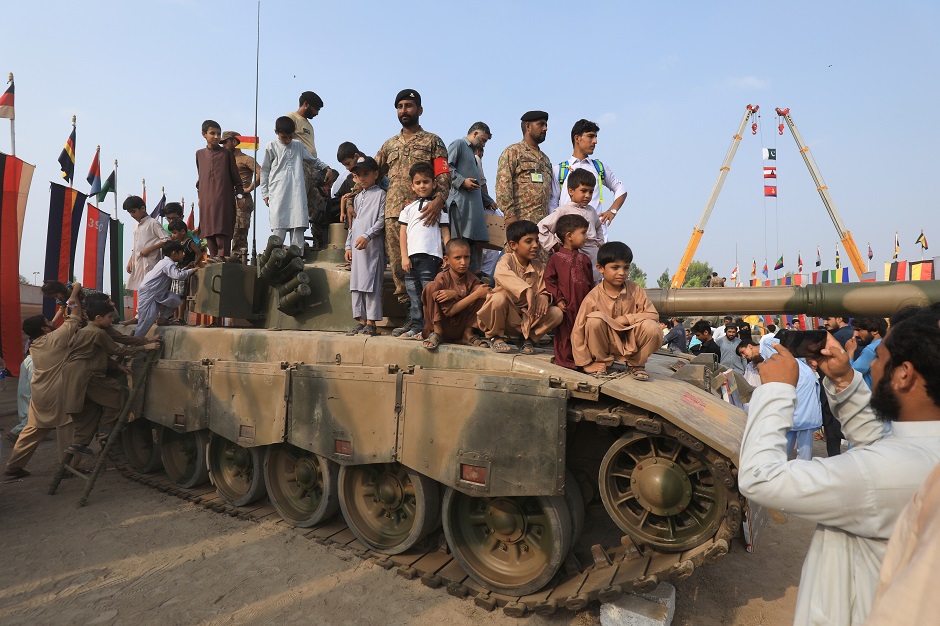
[0,404,813,626]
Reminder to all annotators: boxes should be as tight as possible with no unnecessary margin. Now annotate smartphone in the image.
[775,329,828,359]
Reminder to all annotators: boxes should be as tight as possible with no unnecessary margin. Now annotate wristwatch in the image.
[610,208,619,215]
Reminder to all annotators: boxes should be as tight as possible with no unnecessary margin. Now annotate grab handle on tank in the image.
[212,273,222,294]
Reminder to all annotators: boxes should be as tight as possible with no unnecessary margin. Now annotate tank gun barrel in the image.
[647,281,940,318]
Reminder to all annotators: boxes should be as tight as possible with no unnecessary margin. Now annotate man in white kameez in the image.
[740,308,940,625]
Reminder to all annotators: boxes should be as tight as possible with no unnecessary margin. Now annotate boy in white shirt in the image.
[397,162,451,339]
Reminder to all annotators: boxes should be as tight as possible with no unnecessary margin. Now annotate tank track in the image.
[113,448,738,617]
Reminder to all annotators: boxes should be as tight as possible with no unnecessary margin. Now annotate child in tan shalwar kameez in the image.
[571,241,661,379]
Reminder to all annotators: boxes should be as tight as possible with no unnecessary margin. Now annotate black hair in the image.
[506,219,538,244]
[444,238,472,256]
[597,241,633,267]
[723,316,734,323]
[163,202,184,218]
[736,340,757,356]
[691,320,713,336]
[22,315,48,340]
[854,316,888,337]
[86,298,115,321]
[767,324,778,333]
[555,213,589,243]
[408,161,434,181]
[570,119,600,145]
[881,309,940,408]
[890,306,922,327]
[337,141,361,162]
[167,219,188,233]
[299,91,323,108]
[724,322,738,331]
[202,119,220,134]
[467,121,491,136]
[84,292,111,304]
[41,280,67,298]
[123,195,145,212]
[275,116,296,135]
[566,167,596,191]
[162,241,186,256]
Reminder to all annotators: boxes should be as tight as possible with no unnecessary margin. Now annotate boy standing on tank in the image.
[476,220,563,354]
[397,162,451,339]
[544,214,595,368]
[571,242,661,379]
[538,168,605,280]
[344,157,386,336]
[421,238,490,350]
[195,120,245,261]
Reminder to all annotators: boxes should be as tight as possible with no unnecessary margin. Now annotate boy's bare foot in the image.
[583,361,607,374]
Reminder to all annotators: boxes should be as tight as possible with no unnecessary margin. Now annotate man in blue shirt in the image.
[848,317,888,389]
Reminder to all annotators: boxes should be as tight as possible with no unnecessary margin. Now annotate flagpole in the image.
[7,73,13,156]
[142,178,146,207]
[251,0,261,267]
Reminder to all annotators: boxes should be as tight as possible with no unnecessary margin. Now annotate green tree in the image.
[683,261,714,287]
[629,263,647,288]
[19,274,30,285]
[657,269,671,289]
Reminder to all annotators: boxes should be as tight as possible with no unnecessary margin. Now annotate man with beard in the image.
[375,89,451,329]
[446,122,495,273]
[287,91,336,247]
[715,322,746,374]
[738,307,940,625]
[847,316,887,389]
[496,111,552,227]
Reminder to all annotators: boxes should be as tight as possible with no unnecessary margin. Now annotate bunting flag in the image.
[58,127,76,183]
[750,259,757,278]
[798,252,803,273]
[43,183,87,318]
[916,230,929,250]
[774,256,784,271]
[83,204,109,290]
[764,185,777,198]
[861,271,877,283]
[730,264,738,282]
[816,245,821,267]
[150,192,166,219]
[762,148,776,160]
[763,166,776,179]
[791,273,804,286]
[86,147,101,195]
[910,261,934,281]
[868,242,873,261]
[237,135,259,151]
[97,169,116,204]
[885,261,908,282]
[835,247,841,269]
[109,216,124,321]
[0,153,35,377]
[762,260,769,278]
[0,79,13,119]
[893,232,900,260]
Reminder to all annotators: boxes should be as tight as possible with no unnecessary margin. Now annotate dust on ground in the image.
[0,407,811,626]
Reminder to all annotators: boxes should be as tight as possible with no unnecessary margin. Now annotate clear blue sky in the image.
[4,0,937,286]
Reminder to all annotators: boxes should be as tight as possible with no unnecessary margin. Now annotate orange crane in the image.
[672,105,759,288]
[775,107,866,280]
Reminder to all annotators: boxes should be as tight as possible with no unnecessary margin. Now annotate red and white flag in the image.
[763,166,776,179]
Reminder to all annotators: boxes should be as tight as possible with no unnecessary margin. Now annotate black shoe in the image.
[4,467,30,478]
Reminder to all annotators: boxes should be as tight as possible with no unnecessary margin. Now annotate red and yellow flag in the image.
[237,135,259,151]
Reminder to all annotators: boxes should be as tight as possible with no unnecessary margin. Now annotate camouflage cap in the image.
[221,131,240,145]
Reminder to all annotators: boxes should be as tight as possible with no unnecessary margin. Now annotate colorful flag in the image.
[762,148,776,160]
[43,183,87,318]
[730,264,738,282]
[150,192,166,219]
[763,166,776,179]
[186,205,195,231]
[894,232,900,260]
[868,242,873,260]
[0,153,35,377]
[764,185,777,197]
[836,247,841,269]
[861,271,877,283]
[750,259,757,278]
[97,169,116,204]
[916,230,929,250]
[774,256,784,271]
[798,252,803,273]
[885,261,908,282]
[237,135,259,151]
[816,245,821,267]
[762,260,769,278]
[58,127,76,183]
[86,146,101,195]
[83,204,109,290]
[109,216,124,321]
[0,78,13,120]
[910,260,934,281]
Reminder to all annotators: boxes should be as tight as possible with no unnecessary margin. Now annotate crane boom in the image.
[776,107,866,280]
[672,105,759,288]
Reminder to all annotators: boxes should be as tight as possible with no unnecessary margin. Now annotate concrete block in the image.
[600,582,675,626]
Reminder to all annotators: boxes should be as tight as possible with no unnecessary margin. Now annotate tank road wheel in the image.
[441,488,573,597]
[208,435,267,506]
[264,444,339,527]
[338,463,440,554]
[160,429,210,488]
[123,419,163,473]
[599,425,730,552]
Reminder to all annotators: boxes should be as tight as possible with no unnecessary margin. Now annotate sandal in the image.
[423,331,442,351]
[491,338,514,354]
[359,324,377,336]
[346,323,365,336]
[519,340,536,355]
[629,366,650,381]
[391,324,412,337]
[464,337,490,348]
[401,327,422,339]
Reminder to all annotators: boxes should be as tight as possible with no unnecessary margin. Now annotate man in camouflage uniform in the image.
[287,91,336,248]
[221,131,259,261]
[496,110,552,226]
[375,89,451,320]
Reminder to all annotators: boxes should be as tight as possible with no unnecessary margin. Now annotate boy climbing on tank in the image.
[571,241,661,379]
[420,238,490,350]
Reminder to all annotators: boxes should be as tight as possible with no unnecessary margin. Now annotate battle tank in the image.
[120,225,940,614]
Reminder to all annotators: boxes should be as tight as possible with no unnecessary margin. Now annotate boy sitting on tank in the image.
[571,241,661,379]
[421,238,490,350]
[476,219,563,354]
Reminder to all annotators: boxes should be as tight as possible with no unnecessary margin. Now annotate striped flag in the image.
[764,186,777,198]
[885,261,908,282]
[43,183,87,318]
[58,127,76,183]
[774,256,784,271]
[86,146,101,195]
[816,245,821,267]
[763,166,776,179]
[0,78,13,119]
[798,252,803,273]
[109,216,124,321]
[916,230,929,250]
[237,135,259,151]
[730,264,738,282]
[751,259,757,278]
[910,260,934,281]
[893,232,900,260]
[83,204,109,290]
[836,247,841,269]
[762,260,769,278]
[0,153,35,377]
